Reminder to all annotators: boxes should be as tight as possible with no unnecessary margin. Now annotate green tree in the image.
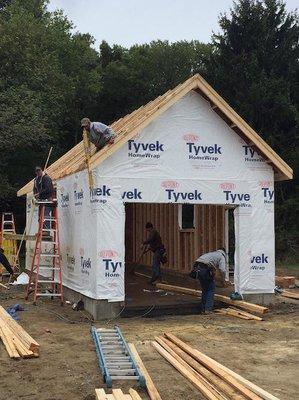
[207,0,299,259]
[0,0,101,201]
[97,40,211,122]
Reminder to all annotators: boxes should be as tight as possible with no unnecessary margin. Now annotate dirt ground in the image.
[0,284,298,400]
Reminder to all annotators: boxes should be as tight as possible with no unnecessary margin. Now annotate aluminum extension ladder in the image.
[25,200,63,305]
[91,326,146,388]
[0,212,20,273]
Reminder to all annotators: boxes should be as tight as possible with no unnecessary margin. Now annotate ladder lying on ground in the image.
[0,212,20,273]
[91,326,146,388]
[25,200,63,305]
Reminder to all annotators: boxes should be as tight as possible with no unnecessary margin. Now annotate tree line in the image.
[0,0,298,260]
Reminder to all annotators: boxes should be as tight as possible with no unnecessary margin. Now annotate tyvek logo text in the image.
[243,146,264,163]
[128,139,164,159]
[90,185,111,204]
[250,253,269,272]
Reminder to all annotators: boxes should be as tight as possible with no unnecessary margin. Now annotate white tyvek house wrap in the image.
[27,90,275,300]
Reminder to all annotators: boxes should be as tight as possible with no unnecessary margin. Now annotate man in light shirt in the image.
[81,117,116,151]
[190,248,228,313]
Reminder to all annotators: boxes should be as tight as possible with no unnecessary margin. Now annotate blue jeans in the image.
[198,270,215,312]
[151,248,163,283]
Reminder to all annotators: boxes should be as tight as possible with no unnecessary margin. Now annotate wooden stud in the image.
[281,291,299,300]
[0,306,40,354]
[129,388,143,400]
[227,307,263,321]
[152,341,222,400]
[165,333,279,400]
[95,389,107,400]
[128,343,162,400]
[155,283,268,315]
[156,336,244,400]
[164,333,262,400]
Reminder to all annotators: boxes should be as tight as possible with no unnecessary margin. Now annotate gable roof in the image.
[18,74,293,196]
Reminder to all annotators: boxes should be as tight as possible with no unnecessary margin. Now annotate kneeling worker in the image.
[141,222,166,285]
[81,117,116,151]
[190,248,228,313]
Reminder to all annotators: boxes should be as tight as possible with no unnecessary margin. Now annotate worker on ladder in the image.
[33,166,55,235]
[81,117,116,151]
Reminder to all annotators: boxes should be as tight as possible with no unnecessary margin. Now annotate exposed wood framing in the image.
[126,203,225,274]
[18,74,292,196]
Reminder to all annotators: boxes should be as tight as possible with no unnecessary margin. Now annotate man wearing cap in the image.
[81,118,116,151]
[189,248,228,313]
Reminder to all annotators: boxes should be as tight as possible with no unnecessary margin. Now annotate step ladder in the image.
[0,212,20,273]
[91,326,146,388]
[25,200,63,305]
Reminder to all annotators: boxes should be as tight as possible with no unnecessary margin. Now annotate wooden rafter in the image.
[18,74,292,196]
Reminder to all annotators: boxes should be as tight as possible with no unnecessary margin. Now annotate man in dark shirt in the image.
[141,222,165,285]
[33,167,55,231]
[0,248,14,276]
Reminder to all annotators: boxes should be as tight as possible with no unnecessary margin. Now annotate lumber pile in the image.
[275,276,295,289]
[215,307,263,321]
[95,388,143,400]
[156,283,269,315]
[0,305,39,359]
[152,333,279,400]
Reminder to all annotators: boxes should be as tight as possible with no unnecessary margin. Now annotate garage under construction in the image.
[17,74,293,319]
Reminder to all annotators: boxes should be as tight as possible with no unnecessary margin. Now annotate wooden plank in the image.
[0,282,8,289]
[156,336,244,400]
[281,290,299,300]
[166,333,279,400]
[112,389,126,400]
[129,388,143,400]
[155,283,268,315]
[152,341,222,400]
[0,326,20,359]
[275,276,295,289]
[227,307,263,321]
[128,343,162,400]
[95,389,108,400]
[215,309,250,320]
[134,271,152,280]
[164,333,262,400]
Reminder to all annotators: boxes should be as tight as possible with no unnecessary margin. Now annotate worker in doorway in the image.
[81,117,116,151]
[0,248,14,277]
[141,222,167,285]
[189,248,228,313]
[33,167,55,233]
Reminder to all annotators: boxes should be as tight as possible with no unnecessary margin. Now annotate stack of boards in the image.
[95,388,142,400]
[153,332,279,400]
[0,305,39,359]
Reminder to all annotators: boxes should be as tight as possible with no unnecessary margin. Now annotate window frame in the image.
[178,204,196,231]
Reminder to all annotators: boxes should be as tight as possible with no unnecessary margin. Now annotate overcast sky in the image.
[48,0,298,49]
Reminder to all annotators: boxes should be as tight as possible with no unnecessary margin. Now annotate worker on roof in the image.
[189,248,229,314]
[33,167,55,234]
[141,222,167,285]
[81,117,116,151]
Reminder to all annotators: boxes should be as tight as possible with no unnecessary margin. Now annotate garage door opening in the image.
[123,202,235,317]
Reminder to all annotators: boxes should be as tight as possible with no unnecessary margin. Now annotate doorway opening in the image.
[123,202,235,317]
